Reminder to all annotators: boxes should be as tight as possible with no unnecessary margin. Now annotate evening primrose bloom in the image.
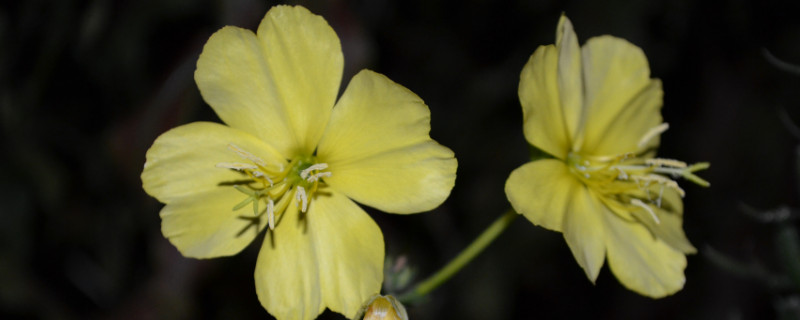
[505,15,708,298]
[141,5,456,319]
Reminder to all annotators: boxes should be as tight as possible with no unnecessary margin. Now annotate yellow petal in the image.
[504,159,578,232]
[562,186,607,282]
[604,210,688,298]
[317,70,457,214]
[519,44,571,159]
[255,191,383,319]
[555,15,586,151]
[142,122,284,257]
[626,188,696,254]
[578,36,663,156]
[195,5,343,157]
[158,188,267,258]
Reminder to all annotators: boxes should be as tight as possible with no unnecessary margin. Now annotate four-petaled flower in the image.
[505,15,708,298]
[141,5,456,319]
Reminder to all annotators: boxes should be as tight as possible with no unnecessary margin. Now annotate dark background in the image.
[3,0,800,319]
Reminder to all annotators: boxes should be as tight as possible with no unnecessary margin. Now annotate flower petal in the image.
[578,35,663,156]
[142,122,285,258]
[317,70,456,214]
[255,191,383,320]
[505,159,577,232]
[626,188,696,254]
[519,44,571,159]
[555,15,586,151]
[604,210,688,298]
[195,5,343,157]
[562,186,607,282]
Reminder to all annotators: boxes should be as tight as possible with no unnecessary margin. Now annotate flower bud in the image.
[355,294,408,320]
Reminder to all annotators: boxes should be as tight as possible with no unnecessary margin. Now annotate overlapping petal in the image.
[578,36,663,156]
[317,70,457,214]
[142,122,284,257]
[518,44,571,160]
[604,212,688,297]
[195,5,343,157]
[555,15,586,151]
[505,159,575,232]
[625,187,696,254]
[562,186,607,282]
[255,191,383,320]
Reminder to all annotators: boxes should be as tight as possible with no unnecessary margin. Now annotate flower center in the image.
[216,144,331,230]
[565,123,709,224]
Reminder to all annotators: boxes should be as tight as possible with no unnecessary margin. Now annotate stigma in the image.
[216,144,331,230]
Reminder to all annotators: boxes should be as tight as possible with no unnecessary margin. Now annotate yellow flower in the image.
[141,5,456,319]
[505,15,708,298]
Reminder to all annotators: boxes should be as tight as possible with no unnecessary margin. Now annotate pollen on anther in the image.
[307,171,332,183]
[636,174,686,197]
[228,143,267,166]
[646,158,687,168]
[616,168,629,180]
[295,186,309,212]
[267,198,275,230]
[252,171,274,186]
[300,163,329,180]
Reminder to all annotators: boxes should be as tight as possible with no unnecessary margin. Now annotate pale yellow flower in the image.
[505,15,708,297]
[141,5,456,319]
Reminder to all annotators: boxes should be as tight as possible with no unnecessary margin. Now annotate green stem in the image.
[398,208,518,303]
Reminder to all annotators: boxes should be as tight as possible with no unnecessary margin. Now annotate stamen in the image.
[631,199,660,224]
[228,144,267,166]
[634,174,686,197]
[616,168,629,180]
[267,198,275,230]
[646,158,687,168]
[295,186,309,212]
[300,163,329,179]
[252,171,274,186]
[307,171,332,183]
[222,149,330,232]
[216,162,257,170]
[637,123,669,149]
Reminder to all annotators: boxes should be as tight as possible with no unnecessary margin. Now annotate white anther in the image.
[228,144,267,166]
[216,162,257,170]
[307,172,332,183]
[631,199,660,224]
[636,174,686,197]
[646,158,687,168]
[616,168,629,180]
[267,198,275,230]
[300,163,329,180]
[637,123,670,149]
[295,186,308,212]
[656,186,665,208]
[252,171,274,186]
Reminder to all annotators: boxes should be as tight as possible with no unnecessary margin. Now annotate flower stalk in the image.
[399,208,518,303]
